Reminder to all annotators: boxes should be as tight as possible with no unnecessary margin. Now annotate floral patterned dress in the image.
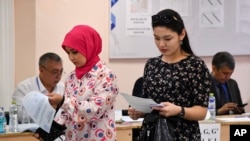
[142,55,212,141]
[57,61,119,141]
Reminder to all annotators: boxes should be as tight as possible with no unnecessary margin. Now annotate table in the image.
[116,122,141,141]
[216,114,250,141]
[0,132,36,141]
[0,122,142,141]
[1,117,250,141]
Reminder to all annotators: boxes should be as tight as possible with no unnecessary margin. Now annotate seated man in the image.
[12,52,65,123]
[210,51,245,115]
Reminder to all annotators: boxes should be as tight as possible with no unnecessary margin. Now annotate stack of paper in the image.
[216,116,250,122]
[122,116,143,122]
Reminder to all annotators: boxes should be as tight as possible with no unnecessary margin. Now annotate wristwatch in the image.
[177,106,185,118]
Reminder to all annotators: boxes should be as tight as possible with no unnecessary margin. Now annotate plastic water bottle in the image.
[9,99,18,132]
[0,107,5,133]
[1,107,7,132]
[208,93,216,122]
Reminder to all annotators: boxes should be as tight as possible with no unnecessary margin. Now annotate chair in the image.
[132,77,143,98]
[120,77,143,141]
[122,77,143,116]
[131,77,143,141]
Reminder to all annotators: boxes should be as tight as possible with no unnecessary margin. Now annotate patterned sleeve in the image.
[58,68,119,123]
[190,58,212,107]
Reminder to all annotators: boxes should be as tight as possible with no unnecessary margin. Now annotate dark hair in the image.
[151,9,193,55]
[39,52,62,67]
[212,51,235,70]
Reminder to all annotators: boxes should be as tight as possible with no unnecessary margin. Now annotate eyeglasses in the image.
[42,66,65,76]
[152,14,179,25]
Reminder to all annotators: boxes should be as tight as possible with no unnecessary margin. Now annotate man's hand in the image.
[233,106,245,114]
[218,102,237,115]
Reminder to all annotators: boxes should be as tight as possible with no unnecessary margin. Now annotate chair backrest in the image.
[122,77,143,116]
[132,77,143,97]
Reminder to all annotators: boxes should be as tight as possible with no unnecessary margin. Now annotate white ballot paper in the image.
[120,93,163,113]
[22,91,56,133]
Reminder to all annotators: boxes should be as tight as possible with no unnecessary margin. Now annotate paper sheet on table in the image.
[22,91,56,133]
[122,116,144,122]
[120,92,158,113]
[216,117,250,122]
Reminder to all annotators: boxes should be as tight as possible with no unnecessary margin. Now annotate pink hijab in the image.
[62,25,102,79]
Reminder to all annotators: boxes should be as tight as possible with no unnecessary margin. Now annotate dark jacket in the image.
[210,78,244,115]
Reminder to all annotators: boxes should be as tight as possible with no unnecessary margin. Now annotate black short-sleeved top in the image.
[142,55,212,141]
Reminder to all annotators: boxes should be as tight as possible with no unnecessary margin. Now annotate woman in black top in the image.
[128,9,212,141]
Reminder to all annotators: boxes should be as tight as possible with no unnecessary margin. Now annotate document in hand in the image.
[120,92,163,113]
[22,91,56,133]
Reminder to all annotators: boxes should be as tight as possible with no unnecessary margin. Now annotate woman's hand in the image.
[152,102,181,117]
[128,107,145,120]
[46,93,63,109]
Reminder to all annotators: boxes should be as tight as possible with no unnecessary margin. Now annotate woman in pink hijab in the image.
[47,25,119,141]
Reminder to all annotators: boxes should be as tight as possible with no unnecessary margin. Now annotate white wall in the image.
[11,0,250,112]
[0,0,14,110]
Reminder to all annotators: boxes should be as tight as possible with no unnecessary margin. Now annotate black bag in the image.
[137,111,175,141]
[154,118,174,141]
[35,120,66,141]
[35,99,66,141]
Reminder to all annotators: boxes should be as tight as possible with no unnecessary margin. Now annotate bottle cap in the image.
[11,98,16,104]
[209,93,214,96]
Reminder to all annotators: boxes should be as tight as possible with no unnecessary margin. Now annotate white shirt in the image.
[12,76,65,122]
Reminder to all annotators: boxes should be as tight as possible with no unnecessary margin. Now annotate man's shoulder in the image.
[227,78,237,84]
[226,79,239,88]
[16,76,37,87]
[13,76,38,97]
